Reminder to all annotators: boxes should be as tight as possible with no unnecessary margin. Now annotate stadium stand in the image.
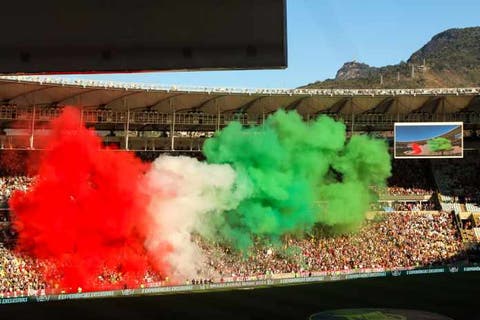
[0,245,46,296]
[386,159,435,195]
[0,163,474,296]
[0,76,478,298]
[199,211,463,282]
[441,202,462,214]
[0,209,466,296]
[0,177,32,207]
[466,203,480,213]
[432,156,480,203]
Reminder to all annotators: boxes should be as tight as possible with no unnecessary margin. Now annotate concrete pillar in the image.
[29,105,36,149]
[170,100,175,151]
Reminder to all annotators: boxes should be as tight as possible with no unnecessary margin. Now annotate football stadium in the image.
[0,76,479,319]
[1,1,480,319]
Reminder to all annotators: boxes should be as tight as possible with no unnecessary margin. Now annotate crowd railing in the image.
[1,105,480,126]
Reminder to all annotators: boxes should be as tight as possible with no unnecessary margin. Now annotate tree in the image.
[427,137,452,155]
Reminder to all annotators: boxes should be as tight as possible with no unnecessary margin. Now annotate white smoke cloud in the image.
[144,155,243,280]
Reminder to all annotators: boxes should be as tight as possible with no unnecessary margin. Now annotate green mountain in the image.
[303,27,480,89]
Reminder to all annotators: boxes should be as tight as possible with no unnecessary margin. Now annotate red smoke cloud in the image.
[9,107,170,292]
[410,143,422,155]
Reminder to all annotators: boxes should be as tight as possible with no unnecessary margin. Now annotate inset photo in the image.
[394,122,463,158]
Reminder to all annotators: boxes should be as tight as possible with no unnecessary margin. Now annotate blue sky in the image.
[395,124,459,142]
[61,0,480,88]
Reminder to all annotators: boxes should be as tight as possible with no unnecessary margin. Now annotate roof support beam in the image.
[229,96,266,114]
[51,88,99,106]
[363,97,394,114]
[284,96,310,111]
[138,93,185,112]
[459,95,480,112]
[7,86,56,106]
[411,96,442,114]
[181,95,226,113]
[320,97,348,115]
[103,91,145,110]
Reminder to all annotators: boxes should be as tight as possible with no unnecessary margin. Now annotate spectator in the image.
[197,211,464,280]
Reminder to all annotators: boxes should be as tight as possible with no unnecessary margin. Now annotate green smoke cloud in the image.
[427,137,452,152]
[203,110,391,250]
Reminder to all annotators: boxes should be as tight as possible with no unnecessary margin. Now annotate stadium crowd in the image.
[0,244,46,296]
[385,159,435,195]
[389,202,436,211]
[200,211,464,280]
[0,176,32,207]
[432,157,480,203]
[0,168,474,296]
[0,209,466,295]
[385,187,433,196]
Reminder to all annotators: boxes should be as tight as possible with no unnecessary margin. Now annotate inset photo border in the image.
[394,122,463,159]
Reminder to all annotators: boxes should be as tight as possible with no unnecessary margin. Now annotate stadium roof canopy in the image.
[0,76,479,118]
[0,1,287,74]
